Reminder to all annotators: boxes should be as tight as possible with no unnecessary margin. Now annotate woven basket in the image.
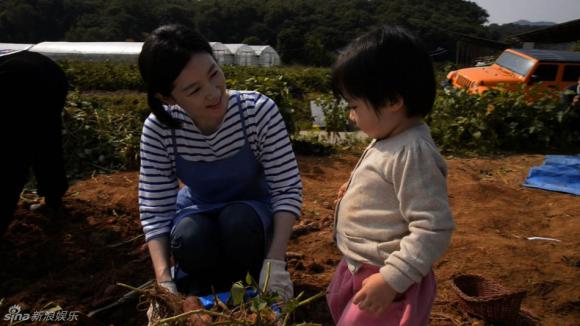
[451,274,526,323]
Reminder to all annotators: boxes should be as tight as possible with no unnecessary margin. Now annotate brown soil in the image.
[1,154,579,325]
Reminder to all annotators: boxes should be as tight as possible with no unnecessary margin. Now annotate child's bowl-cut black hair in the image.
[331,25,436,117]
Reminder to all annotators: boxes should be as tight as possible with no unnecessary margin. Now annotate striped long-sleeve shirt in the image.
[139,90,303,241]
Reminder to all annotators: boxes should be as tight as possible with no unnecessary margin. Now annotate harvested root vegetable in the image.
[182,296,212,326]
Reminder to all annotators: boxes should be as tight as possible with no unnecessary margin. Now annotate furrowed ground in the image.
[1,154,579,325]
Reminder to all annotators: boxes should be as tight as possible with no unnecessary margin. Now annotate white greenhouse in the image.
[28,42,143,62]
[0,42,280,66]
[0,43,34,53]
[250,45,281,67]
[210,42,234,65]
[224,44,258,66]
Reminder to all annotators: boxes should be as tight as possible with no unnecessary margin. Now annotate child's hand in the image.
[352,273,398,314]
[334,181,349,205]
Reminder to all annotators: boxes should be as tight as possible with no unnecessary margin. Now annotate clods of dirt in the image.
[1,155,579,325]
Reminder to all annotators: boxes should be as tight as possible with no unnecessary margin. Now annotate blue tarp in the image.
[523,155,580,196]
[198,288,281,314]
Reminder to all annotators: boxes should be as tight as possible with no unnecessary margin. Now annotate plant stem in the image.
[116,282,150,293]
[262,261,272,294]
[295,291,326,308]
[155,309,251,326]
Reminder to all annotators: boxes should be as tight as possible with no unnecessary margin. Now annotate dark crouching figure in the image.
[0,50,69,236]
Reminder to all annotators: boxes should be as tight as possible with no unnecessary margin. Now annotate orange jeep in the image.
[446,48,580,93]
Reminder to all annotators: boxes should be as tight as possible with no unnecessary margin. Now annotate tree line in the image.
[0,0,538,66]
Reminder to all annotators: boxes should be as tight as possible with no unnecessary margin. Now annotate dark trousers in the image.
[171,203,266,296]
[0,51,69,235]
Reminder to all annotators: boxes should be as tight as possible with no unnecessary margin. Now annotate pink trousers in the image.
[326,259,436,326]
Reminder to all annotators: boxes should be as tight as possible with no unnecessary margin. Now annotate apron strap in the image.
[171,92,247,160]
[235,93,249,142]
[171,125,178,161]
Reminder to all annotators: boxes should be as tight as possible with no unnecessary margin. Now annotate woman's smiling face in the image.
[166,52,228,132]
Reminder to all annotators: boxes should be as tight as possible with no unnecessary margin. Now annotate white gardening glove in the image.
[259,259,294,301]
[147,280,178,326]
[158,280,178,294]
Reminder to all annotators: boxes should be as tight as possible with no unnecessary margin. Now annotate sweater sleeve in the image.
[251,93,303,218]
[379,141,455,293]
[138,115,179,241]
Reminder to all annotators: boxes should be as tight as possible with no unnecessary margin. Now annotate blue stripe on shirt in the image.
[139,90,303,240]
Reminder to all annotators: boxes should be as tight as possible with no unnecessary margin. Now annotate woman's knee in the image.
[171,215,219,269]
[218,203,264,243]
[219,204,266,266]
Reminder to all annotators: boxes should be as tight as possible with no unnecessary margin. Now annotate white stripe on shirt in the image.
[138,90,302,240]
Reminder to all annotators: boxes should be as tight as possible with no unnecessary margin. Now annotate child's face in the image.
[165,53,228,127]
[345,96,411,140]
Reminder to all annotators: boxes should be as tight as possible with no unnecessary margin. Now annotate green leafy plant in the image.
[60,60,144,92]
[58,61,332,136]
[427,84,580,153]
[57,62,580,179]
[62,91,149,176]
[314,94,351,135]
[120,268,324,326]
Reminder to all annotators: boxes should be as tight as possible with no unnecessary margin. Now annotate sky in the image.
[470,0,580,25]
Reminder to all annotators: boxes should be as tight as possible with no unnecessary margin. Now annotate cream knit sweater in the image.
[335,123,455,293]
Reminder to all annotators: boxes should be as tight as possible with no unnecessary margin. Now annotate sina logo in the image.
[3,304,31,321]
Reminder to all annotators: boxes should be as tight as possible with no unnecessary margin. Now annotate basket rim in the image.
[450,273,526,302]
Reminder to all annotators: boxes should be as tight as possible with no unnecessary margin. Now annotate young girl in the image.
[327,26,455,325]
[137,24,301,302]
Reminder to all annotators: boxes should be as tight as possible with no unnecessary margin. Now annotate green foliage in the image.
[60,61,331,135]
[149,272,325,325]
[1,0,491,66]
[222,66,331,95]
[223,66,331,135]
[314,94,350,133]
[427,85,580,152]
[229,74,297,134]
[58,63,580,178]
[60,60,144,91]
[62,91,149,176]
[58,64,333,175]
[119,275,323,325]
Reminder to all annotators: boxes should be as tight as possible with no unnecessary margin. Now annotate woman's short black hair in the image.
[331,25,436,117]
[138,24,215,128]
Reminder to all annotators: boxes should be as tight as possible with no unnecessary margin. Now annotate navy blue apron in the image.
[169,93,272,285]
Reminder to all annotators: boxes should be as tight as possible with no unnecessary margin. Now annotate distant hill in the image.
[0,0,492,66]
[486,20,557,41]
[512,20,556,26]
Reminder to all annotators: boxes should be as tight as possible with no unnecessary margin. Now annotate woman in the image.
[137,24,302,301]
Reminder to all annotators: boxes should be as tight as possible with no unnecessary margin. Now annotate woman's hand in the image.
[262,211,297,301]
[147,236,174,287]
[352,273,398,314]
[158,280,178,294]
[259,259,293,301]
[267,211,296,261]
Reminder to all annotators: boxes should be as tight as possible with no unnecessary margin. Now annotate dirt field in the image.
[1,154,579,325]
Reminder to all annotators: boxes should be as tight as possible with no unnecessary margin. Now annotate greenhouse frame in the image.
[209,42,235,65]
[224,44,259,66]
[250,45,281,67]
[0,42,281,66]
